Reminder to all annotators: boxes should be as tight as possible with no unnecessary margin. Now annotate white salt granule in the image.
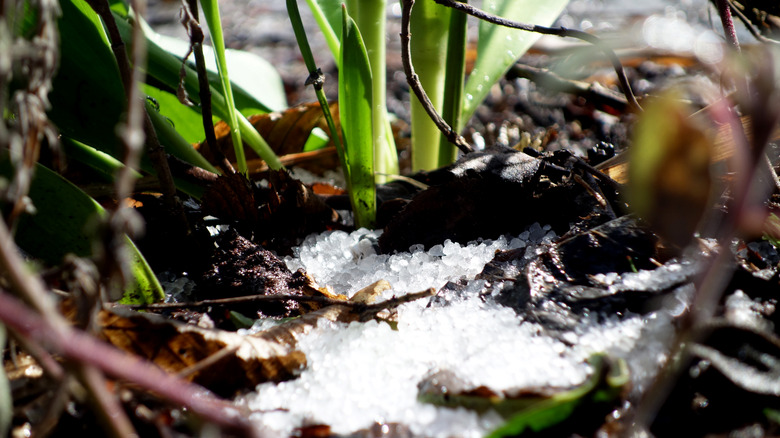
[284,228,527,299]
[241,226,672,436]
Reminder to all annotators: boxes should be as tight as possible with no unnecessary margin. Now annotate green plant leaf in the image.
[287,0,347,177]
[487,355,627,437]
[143,84,205,144]
[141,25,287,114]
[61,137,143,183]
[145,99,218,193]
[303,127,331,152]
[439,4,468,166]
[50,0,218,180]
[199,0,246,173]
[110,12,283,170]
[0,156,164,304]
[461,0,569,126]
[49,0,126,160]
[339,7,375,228]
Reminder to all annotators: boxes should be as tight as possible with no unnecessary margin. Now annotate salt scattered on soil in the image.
[283,227,551,299]
[241,225,675,436]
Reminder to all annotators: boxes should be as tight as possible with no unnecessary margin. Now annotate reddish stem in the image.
[0,291,258,437]
[716,0,741,51]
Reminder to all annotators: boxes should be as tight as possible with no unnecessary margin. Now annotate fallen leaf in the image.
[198,102,341,173]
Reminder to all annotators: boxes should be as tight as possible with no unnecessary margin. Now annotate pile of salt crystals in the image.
[239,224,679,437]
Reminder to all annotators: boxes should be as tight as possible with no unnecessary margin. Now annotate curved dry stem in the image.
[432,0,643,113]
[400,0,473,155]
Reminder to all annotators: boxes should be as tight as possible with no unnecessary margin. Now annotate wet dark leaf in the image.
[378,147,622,253]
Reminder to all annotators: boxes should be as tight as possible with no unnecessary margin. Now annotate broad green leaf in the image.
[50,0,126,159]
[61,137,142,183]
[339,8,375,228]
[461,0,569,126]
[145,99,218,183]
[0,156,165,304]
[111,12,282,170]
[143,84,205,144]
[142,26,287,114]
[51,0,218,179]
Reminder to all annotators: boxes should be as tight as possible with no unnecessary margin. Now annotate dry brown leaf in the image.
[99,308,306,396]
[198,102,341,171]
[98,282,430,396]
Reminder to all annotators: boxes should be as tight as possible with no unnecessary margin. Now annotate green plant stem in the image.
[286,0,348,181]
[400,0,472,157]
[409,0,451,171]
[304,0,341,58]
[353,0,398,183]
[438,2,467,166]
[199,0,246,173]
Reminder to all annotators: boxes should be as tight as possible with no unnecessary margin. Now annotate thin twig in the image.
[76,364,137,438]
[400,0,474,155]
[86,0,191,237]
[286,0,348,178]
[431,0,642,112]
[727,0,780,45]
[84,0,133,93]
[0,214,134,437]
[181,0,234,174]
[508,63,629,113]
[119,287,436,316]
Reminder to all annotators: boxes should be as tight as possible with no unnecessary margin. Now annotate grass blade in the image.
[304,0,342,60]
[287,0,347,179]
[198,0,246,173]
[352,0,398,183]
